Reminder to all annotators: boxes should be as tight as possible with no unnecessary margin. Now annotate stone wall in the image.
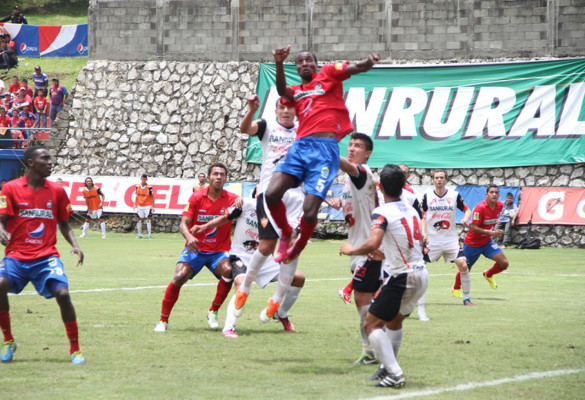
[89,0,585,62]
[49,59,584,248]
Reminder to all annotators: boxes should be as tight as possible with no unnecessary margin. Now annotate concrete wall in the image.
[89,0,585,62]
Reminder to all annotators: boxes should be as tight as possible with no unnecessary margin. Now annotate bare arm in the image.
[179,216,199,252]
[273,45,295,101]
[190,214,229,236]
[240,95,260,136]
[340,228,384,256]
[461,207,471,227]
[470,223,502,238]
[0,214,11,247]
[339,156,358,176]
[58,219,84,266]
[345,53,380,76]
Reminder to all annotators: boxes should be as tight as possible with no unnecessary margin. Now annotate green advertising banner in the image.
[245,58,585,168]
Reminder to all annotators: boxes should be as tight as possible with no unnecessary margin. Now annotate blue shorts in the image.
[463,240,502,269]
[0,256,69,299]
[275,136,340,199]
[177,248,229,279]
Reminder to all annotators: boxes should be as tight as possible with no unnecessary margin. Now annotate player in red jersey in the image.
[0,146,85,364]
[457,184,509,292]
[153,163,242,332]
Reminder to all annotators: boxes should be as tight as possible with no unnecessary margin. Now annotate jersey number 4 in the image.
[400,217,422,248]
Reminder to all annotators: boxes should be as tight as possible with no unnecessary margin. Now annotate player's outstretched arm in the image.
[240,95,261,135]
[190,215,228,236]
[339,156,359,177]
[340,228,384,256]
[273,45,295,101]
[345,53,381,76]
[58,219,84,266]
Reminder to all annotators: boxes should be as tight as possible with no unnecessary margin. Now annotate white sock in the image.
[461,270,471,300]
[277,286,301,319]
[273,258,298,304]
[100,221,106,235]
[368,329,403,376]
[222,294,239,332]
[82,222,89,235]
[241,250,268,294]
[386,328,403,358]
[417,294,426,315]
[136,220,142,235]
[146,220,152,235]
[358,305,370,351]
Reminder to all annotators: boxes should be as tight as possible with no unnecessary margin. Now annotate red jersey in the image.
[9,83,22,94]
[34,96,48,112]
[182,187,238,252]
[284,62,353,141]
[464,199,504,247]
[0,115,9,128]
[0,176,73,261]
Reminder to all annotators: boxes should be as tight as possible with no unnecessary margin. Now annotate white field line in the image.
[360,368,585,400]
[11,271,585,296]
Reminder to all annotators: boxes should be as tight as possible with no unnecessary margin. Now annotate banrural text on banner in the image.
[246,58,585,169]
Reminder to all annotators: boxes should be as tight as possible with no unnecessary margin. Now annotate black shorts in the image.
[256,193,279,240]
[368,273,408,322]
[229,255,247,280]
[352,259,383,293]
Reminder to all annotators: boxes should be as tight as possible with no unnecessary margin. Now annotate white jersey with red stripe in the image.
[371,199,425,276]
[421,188,466,243]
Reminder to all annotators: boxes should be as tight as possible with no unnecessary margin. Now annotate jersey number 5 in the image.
[400,217,422,248]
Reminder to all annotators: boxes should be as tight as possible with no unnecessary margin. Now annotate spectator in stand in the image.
[0,5,28,24]
[20,109,36,145]
[0,78,4,96]
[32,66,49,98]
[8,111,24,149]
[495,192,518,249]
[1,92,12,112]
[34,88,48,129]
[20,78,33,99]
[8,76,21,95]
[8,90,29,117]
[49,77,68,124]
[0,107,10,149]
[0,41,17,73]
[18,87,33,113]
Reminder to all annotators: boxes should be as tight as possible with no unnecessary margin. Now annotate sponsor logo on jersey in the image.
[320,167,330,179]
[183,204,190,212]
[197,215,222,222]
[19,209,54,219]
[260,218,268,228]
[205,227,218,238]
[484,218,498,225]
[293,87,325,102]
[0,196,6,209]
[47,200,53,209]
[335,63,344,70]
[473,212,480,220]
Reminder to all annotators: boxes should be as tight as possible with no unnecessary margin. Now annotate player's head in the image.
[275,97,295,127]
[295,50,318,82]
[347,133,373,164]
[432,169,448,188]
[24,145,52,177]
[84,177,94,189]
[379,164,405,198]
[140,174,148,185]
[207,163,228,190]
[486,184,499,203]
[398,164,410,180]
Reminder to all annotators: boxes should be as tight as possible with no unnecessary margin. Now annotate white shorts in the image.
[87,209,103,220]
[136,206,152,219]
[427,240,465,263]
[232,252,280,289]
[398,267,429,316]
[262,186,304,236]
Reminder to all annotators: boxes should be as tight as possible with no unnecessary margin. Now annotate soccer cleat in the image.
[79,233,86,238]
[418,312,431,322]
[70,351,86,365]
[1,340,17,362]
[234,290,248,310]
[284,246,302,264]
[101,234,106,239]
[368,366,388,381]
[500,244,507,249]
[273,236,291,263]
[376,372,406,388]
[148,234,152,239]
[353,352,379,365]
[265,298,280,318]
[207,310,219,330]
[222,329,239,339]
[277,315,295,332]
[338,288,352,305]
[463,299,474,306]
[153,321,168,332]
[136,234,143,239]
[452,286,462,298]
[483,271,498,290]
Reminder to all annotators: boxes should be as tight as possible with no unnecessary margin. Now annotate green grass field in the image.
[1,233,584,399]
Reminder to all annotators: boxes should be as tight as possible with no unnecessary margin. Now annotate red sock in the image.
[64,321,80,354]
[267,201,292,238]
[0,310,14,342]
[293,217,317,253]
[210,277,233,312]
[453,271,461,290]
[486,263,504,277]
[343,280,353,294]
[160,282,181,323]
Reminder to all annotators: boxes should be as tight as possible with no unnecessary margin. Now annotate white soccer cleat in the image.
[153,321,168,332]
[79,233,86,238]
[207,311,219,330]
[418,312,430,322]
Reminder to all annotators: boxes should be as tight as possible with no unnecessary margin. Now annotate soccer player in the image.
[495,192,518,248]
[80,177,107,239]
[153,163,241,332]
[458,184,509,291]
[264,45,380,271]
[193,197,305,338]
[193,172,208,193]
[340,164,428,388]
[420,170,472,306]
[133,174,154,239]
[0,146,85,364]
[328,133,380,364]
[231,94,304,322]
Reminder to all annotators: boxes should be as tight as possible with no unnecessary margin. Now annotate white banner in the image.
[51,175,243,215]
